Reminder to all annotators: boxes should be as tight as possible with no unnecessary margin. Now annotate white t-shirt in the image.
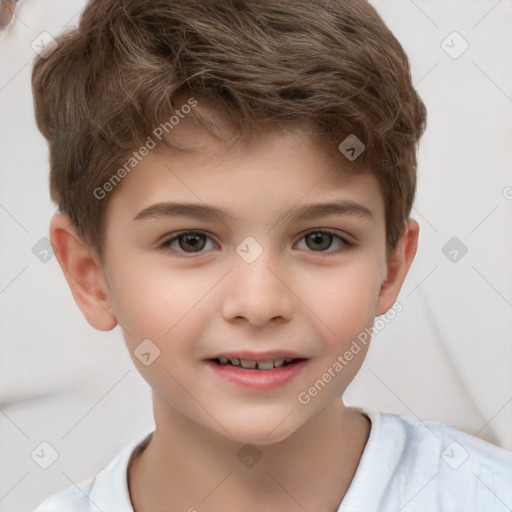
[33,410,512,511]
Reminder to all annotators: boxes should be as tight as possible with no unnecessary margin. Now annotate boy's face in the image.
[59,126,416,444]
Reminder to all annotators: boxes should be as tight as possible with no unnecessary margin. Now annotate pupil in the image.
[307,232,331,251]
[181,232,205,251]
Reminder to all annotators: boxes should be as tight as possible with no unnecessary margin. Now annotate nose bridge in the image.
[221,240,294,326]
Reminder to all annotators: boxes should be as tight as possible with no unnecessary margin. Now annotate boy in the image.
[32,0,511,510]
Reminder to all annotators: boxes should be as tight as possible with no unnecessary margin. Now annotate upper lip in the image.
[207,350,308,361]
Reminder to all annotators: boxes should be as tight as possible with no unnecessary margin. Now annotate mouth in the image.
[210,356,305,370]
[205,352,309,392]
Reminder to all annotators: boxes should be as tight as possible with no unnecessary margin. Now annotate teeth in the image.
[240,358,257,369]
[216,357,297,369]
[257,360,274,370]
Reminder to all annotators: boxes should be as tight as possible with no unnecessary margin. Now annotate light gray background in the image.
[1,1,511,510]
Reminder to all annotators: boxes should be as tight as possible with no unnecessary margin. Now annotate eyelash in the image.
[158,229,353,257]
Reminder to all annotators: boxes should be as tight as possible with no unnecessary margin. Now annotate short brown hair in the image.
[32,0,426,260]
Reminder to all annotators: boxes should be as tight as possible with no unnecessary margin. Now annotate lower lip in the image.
[205,360,308,392]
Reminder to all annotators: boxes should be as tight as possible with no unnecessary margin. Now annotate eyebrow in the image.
[133,199,374,224]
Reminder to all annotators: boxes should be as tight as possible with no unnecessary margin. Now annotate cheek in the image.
[107,263,210,396]
[107,243,383,352]
[108,260,217,344]
[303,260,382,345]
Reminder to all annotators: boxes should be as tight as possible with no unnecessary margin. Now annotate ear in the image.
[49,213,118,331]
[375,218,419,316]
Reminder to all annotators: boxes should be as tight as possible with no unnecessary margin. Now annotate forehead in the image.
[104,128,385,226]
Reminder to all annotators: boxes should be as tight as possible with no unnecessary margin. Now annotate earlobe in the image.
[375,219,419,316]
[49,213,118,331]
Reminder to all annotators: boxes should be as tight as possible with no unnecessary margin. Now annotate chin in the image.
[214,413,303,446]
[227,428,295,446]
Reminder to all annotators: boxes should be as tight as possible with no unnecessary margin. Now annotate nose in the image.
[221,250,294,328]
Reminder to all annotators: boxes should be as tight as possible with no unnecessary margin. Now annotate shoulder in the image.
[32,431,153,512]
[381,412,512,471]
[376,412,512,510]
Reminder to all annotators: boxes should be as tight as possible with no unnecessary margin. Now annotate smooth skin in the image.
[50,125,419,512]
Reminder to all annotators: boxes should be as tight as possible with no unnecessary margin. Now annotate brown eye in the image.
[296,230,352,256]
[160,231,216,256]
[305,232,334,251]
[178,232,206,252]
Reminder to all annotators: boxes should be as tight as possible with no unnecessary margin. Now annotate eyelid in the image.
[157,229,220,254]
[297,227,354,245]
[157,229,217,246]
[294,229,354,256]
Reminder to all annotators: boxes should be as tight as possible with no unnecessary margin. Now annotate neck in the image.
[129,395,370,512]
